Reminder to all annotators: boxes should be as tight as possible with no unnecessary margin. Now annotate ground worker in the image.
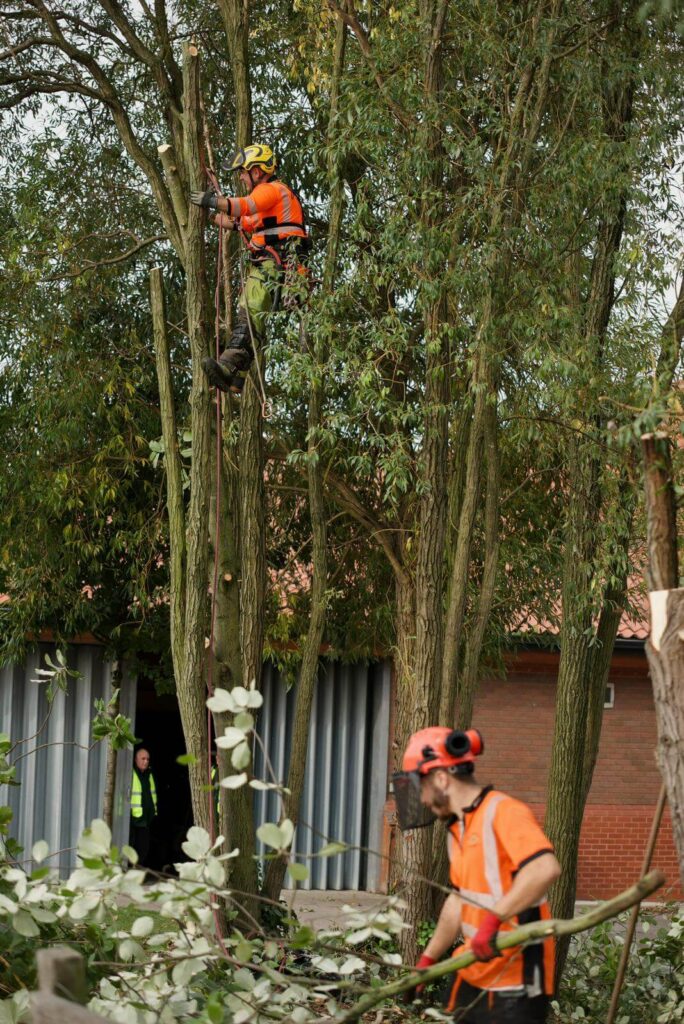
[129,746,157,868]
[394,727,561,1023]
[190,143,310,394]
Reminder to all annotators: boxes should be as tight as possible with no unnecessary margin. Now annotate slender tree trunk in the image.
[391,568,434,964]
[102,659,122,829]
[457,400,500,729]
[203,0,262,903]
[414,299,449,714]
[545,441,600,932]
[178,42,213,832]
[440,380,487,722]
[546,13,639,962]
[581,483,635,802]
[150,267,186,684]
[216,0,252,145]
[642,433,684,882]
[262,19,346,904]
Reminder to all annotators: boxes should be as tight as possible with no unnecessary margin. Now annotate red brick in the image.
[465,648,683,901]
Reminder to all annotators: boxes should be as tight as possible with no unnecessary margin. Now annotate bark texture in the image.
[646,589,684,884]
[643,432,683,883]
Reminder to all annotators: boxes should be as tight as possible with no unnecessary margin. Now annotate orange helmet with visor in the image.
[393,727,484,831]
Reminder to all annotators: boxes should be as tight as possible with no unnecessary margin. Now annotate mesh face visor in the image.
[393,771,436,831]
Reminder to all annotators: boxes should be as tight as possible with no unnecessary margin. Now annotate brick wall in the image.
[466,647,682,901]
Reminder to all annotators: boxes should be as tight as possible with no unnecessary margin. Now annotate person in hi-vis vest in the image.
[129,747,157,867]
[394,728,561,1024]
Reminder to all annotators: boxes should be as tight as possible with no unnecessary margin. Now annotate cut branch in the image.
[333,871,666,1024]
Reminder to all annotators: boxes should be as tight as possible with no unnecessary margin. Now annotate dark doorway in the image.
[133,677,193,871]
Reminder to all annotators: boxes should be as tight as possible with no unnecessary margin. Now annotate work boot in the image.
[202,340,253,394]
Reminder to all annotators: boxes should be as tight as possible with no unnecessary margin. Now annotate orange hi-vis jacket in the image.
[225,179,307,249]
[446,786,555,1006]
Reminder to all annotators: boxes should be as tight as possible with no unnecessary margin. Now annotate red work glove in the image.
[470,912,502,961]
[402,952,436,1003]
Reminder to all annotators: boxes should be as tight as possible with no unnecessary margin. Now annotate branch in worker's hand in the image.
[332,870,666,1024]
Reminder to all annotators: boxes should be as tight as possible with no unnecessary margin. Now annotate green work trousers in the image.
[240,259,281,342]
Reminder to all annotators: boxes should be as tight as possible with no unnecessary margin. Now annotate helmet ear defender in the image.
[444,728,484,759]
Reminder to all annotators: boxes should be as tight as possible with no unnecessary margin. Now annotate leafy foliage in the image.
[552,910,684,1023]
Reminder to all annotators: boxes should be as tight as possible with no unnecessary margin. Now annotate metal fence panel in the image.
[252,659,390,891]
[0,644,136,875]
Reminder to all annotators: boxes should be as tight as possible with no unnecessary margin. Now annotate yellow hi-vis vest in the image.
[130,770,157,819]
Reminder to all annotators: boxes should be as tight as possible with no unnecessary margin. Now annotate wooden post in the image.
[36,947,87,1003]
[31,948,110,1024]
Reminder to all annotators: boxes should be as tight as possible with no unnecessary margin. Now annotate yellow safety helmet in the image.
[222,144,276,175]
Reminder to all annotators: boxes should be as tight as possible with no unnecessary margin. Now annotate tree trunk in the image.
[177,42,213,832]
[439,382,487,723]
[216,0,252,145]
[545,13,639,972]
[647,589,684,883]
[150,267,186,684]
[262,19,346,904]
[391,569,438,964]
[642,432,683,882]
[581,482,635,802]
[457,400,500,730]
[208,0,261,904]
[545,440,600,928]
[102,659,122,829]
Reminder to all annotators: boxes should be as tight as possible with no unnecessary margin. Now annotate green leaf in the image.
[176,753,198,766]
[12,910,40,938]
[287,862,309,882]
[256,822,285,850]
[231,741,251,771]
[318,840,348,857]
[207,996,224,1024]
[32,839,49,862]
[235,938,254,962]
[233,711,254,731]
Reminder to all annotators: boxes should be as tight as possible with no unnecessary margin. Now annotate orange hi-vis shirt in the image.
[225,179,307,248]
[446,786,556,1005]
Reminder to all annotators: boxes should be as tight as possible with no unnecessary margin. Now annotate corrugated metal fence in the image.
[254,659,390,891]
[0,643,135,874]
[1,647,390,890]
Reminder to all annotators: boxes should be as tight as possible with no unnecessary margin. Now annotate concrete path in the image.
[280,890,389,931]
[281,891,680,934]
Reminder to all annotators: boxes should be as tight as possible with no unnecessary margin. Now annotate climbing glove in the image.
[190,189,218,210]
[470,911,502,961]
[402,952,436,1003]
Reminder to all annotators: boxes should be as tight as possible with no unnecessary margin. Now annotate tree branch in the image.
[324,469,408,585]
[327,0,415,131]
[44,234,167,280]
[18,0,183,256]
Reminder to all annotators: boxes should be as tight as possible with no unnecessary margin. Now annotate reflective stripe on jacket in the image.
[130,769,157,819]
[227,180,307,247]
[446,788,555,1002]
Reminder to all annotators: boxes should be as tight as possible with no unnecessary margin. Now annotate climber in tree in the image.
[190,144,310,394]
